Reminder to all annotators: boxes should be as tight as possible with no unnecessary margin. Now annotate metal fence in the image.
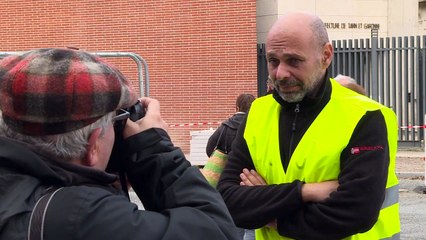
[257,31,426,147]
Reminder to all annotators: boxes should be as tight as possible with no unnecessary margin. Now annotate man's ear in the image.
[85,128,103,167]
[322,42,334,69]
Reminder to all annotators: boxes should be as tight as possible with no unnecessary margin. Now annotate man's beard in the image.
[275,79,306,103]
[274,68,324,103]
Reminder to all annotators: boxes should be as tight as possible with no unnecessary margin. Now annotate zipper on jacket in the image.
[289,103,300,158]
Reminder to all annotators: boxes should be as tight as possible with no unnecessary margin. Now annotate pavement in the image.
[397,150,425,158]
[399,177,426,239]
[396,149,425,239]
[396,149,425,178]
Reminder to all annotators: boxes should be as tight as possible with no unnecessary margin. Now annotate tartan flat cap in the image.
[0,48,138,135]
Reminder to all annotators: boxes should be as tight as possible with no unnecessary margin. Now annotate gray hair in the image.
[0,112,114,162]
[334,74,357,84]
[310,17,330,47]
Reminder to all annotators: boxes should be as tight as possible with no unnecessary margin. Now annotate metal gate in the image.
[330,31,425,147]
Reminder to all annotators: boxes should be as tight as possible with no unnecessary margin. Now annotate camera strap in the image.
[214,125,229,154]
[28,187,63,240]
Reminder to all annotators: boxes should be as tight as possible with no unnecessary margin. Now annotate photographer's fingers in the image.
[123,97,168,138]
[140,97,169,131]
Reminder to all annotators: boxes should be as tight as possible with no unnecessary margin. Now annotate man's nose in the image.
[276,63,291,80]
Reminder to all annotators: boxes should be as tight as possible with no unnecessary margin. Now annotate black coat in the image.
[206,112,246,157]
[0,128,240,240]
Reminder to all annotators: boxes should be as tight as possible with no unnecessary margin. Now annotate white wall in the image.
[419,1,426,34]
[256,0,419,43]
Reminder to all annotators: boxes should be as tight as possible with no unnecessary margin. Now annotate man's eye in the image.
[268,58,279,66]
[288,58,301,66]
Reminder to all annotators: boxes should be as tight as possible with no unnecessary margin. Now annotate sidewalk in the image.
[396,150,425,158]
[396,149,425,179]
[397,149,426,240]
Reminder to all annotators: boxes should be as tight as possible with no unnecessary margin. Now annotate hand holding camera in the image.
[123,97,169,139]
[107,97,168,174]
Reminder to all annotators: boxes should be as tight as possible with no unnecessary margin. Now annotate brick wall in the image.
[0,0,258,155]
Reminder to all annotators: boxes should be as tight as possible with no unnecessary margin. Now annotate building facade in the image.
[257,0,419,42]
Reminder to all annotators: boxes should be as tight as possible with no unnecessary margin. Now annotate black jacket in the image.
[0,128,240,240]
[217,76,391,240]
[206,112,246,157]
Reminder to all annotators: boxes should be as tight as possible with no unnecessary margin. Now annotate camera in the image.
[106,101,146,173]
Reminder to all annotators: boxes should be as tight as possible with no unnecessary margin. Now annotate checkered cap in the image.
[0,48,138,135]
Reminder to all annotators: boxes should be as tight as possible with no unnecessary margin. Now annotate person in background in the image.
[0,48,240,240]
[266,76,274,94]
[217,12,399,240]
[334,74,367,95]
[206,93,256,157]
[204,93,256,240]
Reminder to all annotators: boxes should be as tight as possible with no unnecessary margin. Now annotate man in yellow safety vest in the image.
[217,12,400,240]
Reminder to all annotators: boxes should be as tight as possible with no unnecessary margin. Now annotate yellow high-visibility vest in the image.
[244,79,400,240]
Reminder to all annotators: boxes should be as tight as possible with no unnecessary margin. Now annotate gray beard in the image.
[277,88,306,103]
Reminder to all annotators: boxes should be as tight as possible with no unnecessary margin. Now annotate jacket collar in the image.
[0,136,118,186]
[222,112,246,129]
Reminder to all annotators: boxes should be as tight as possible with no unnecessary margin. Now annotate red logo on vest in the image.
[351,145,384,155]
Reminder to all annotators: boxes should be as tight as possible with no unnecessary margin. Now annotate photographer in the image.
[0,48,240,239]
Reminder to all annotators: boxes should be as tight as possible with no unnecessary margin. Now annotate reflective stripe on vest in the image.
[246,79,400,240]
[382,233,400,240]
[382,184,398,209]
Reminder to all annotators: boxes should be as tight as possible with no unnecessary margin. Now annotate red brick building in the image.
[0,1,258,154]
